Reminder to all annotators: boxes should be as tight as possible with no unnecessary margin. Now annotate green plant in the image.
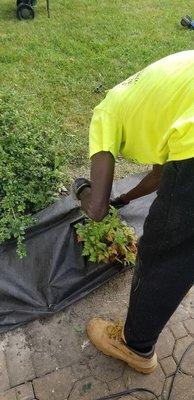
[76,207,137,266]
[0,92,64,258]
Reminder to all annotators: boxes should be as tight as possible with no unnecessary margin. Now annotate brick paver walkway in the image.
[0,269,193,400]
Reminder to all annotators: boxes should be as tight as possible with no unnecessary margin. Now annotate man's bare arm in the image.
[119,164,163,204]
[79,151,115,221]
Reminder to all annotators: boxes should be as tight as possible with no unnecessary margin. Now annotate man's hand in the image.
[110,165,163,207]
[110,195,129,209]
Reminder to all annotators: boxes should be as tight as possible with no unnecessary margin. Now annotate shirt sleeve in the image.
[168,109,194,161]
[89,108,123,160]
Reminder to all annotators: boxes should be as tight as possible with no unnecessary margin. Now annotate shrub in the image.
[76,207,137,266]
[0,91,64,257]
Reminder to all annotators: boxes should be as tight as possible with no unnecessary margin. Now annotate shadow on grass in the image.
[0,4,18,22]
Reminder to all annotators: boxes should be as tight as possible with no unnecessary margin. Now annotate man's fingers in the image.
[110,197,128,209]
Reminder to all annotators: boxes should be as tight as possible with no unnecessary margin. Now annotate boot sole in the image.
[130,362,157,374]
[91,343,157,374]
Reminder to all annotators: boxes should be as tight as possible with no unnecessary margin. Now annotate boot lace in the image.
[107,321,124,342]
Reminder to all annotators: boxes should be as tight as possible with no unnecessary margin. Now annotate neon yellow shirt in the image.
[89,51,194,165]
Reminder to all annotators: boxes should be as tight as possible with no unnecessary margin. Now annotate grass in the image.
[1,0,194,183]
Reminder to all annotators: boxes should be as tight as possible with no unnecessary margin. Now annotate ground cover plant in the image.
[76,207,137,266]
[0,0,193,256]
[0,91,65,257]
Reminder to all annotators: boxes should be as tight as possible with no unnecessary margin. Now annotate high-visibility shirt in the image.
[89,51,194,164]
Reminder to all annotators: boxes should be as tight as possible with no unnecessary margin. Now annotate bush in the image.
[76,207,137,266]
[0,91,64,257]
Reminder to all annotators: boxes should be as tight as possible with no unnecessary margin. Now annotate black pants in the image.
[124,159,194,349]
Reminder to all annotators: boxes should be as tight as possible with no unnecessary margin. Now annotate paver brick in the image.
[68,376,109,400]
[15,383,34,400]
[179,341,194,376]
[160,356,177,377]
[0,383,34,400]
[31,350,58,378]
[156,327,175,360]
[168,304,190,325]
[113,395,138,400]
[26,319,85,369]
[169,373,194,400]
[173,335,193,363]
[5,333,35,387]
[33,367,74,400]
[107,376,130,392]
[107,378,141,399]
[88,354,124,382]
[0,351,10,392]
[123,364,165,399]
[170,322,188,339]
[24,321,59,377]
[80,339,98,360]
[0,389,15,400]
[119,396,138,400]
[5,331,35,387]
[184,319,194,336]
[71,362,91,380]
[181,288,194,312]
[162,376,173,400]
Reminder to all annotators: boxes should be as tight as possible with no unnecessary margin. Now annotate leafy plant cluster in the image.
[0,91,65,258]
[76,207,137,266]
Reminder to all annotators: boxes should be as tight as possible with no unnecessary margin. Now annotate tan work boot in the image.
[86,317,157,374]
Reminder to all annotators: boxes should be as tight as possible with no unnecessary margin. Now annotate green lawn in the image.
[1,0,194,182]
